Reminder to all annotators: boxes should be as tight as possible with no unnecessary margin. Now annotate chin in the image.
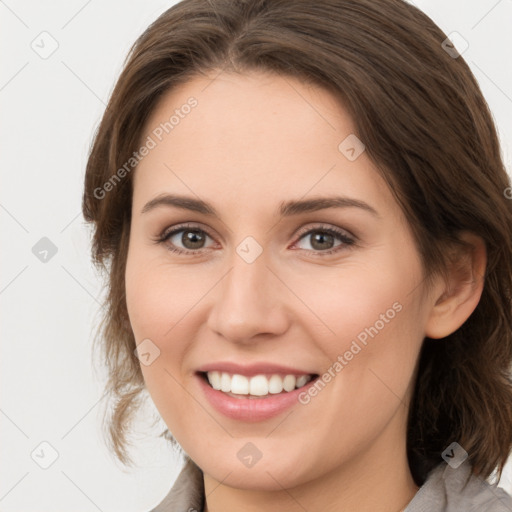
[191,443,318,491]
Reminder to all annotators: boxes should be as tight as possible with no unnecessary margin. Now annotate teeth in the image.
[268,374,283,394]
[283,375,296,392]
[206,371,313,396]
[296,375,309,388]
[249,375,268,396]
[231,374,249,394]
[208,371,221,390]
[220,372,231,392]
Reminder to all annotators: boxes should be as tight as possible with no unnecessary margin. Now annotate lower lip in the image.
[197,374,316,422]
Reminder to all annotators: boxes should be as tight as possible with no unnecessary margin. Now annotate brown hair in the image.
[82,0,512,484]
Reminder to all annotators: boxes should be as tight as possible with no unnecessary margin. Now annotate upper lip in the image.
[196,361,317,377]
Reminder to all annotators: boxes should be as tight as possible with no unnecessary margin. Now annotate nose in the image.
[206,250,289,345]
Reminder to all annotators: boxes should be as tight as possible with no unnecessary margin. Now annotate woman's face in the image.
[125,70,435,490]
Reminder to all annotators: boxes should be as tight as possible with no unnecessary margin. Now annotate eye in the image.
[154,223,355,256]
[156,223,216,255]
[293,225,355,255]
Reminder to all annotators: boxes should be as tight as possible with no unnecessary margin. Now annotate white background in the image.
[1,0,512,510]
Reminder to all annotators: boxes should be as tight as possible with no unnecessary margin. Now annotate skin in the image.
[125,70,486,512]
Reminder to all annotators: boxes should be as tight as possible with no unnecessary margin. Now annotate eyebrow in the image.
[140,193,380,218]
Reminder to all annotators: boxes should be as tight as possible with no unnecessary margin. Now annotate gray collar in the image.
[150,457,512,512]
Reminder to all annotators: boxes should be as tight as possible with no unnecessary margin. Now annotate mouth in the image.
[197,371,319,399]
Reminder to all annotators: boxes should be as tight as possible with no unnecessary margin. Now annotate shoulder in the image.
[406,462,512,512]
[147,457,204,512]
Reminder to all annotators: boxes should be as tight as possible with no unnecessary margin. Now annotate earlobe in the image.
[424,232,486,339]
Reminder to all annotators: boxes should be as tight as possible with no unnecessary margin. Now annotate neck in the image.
[203,408,420,512]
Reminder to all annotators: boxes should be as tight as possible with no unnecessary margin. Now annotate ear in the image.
[424,232,486,339]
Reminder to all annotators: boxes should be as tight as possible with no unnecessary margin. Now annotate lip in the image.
[196,361,314,378]
[196,371,319,422]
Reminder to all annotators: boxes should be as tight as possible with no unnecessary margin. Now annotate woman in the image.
[82,0,512,510]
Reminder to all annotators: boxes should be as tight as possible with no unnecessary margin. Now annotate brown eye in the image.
[158,225,215,254]
[295,227,355,254]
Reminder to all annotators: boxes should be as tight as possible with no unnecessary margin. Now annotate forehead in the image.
[132,70,392,216]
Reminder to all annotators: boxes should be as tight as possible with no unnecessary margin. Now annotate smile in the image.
[204,371,314,397]
[195,364,320,421]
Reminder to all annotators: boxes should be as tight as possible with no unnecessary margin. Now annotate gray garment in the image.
[150,456,512,512]
[404,463,512,511]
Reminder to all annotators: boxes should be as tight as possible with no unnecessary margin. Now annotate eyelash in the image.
[153,222,356,257]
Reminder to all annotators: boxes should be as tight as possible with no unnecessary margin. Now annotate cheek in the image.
[125,252,202,430]
[125,249,205,343]
[293,259,420,355]
[291,251,424,407]
[125,249,218,410]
